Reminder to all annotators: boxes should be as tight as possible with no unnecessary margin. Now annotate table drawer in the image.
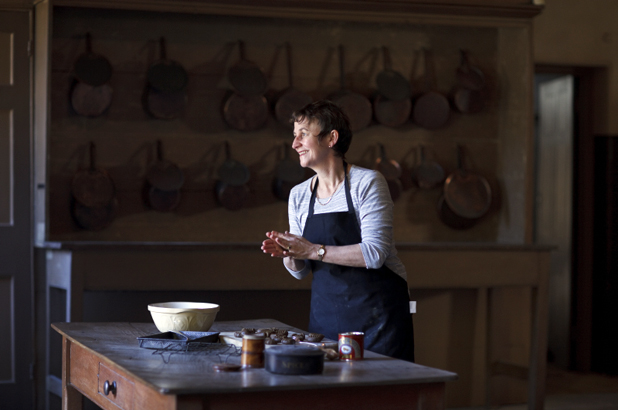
[98,362,135,410]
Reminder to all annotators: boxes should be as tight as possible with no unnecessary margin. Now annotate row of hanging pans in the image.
[377,143,493,230]
[69,140,492,231]
[69,34,489,132]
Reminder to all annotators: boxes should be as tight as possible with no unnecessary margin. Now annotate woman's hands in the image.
[262,230,316,273]
[261,230,316,260]
[262,231,367,270]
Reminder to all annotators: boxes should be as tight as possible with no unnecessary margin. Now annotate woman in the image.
[261,100,414,362]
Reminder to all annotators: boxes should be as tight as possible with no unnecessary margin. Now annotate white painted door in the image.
[0,8,34,409]
[535,75,574,368]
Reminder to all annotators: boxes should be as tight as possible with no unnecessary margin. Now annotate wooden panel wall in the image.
[0,109,11,225]
[0,277,12,381]
[46,7,531,243]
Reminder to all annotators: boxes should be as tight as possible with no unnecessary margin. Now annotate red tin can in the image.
[338,332,364,361]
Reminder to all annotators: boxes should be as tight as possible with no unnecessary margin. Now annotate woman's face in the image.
[292,118,331,169]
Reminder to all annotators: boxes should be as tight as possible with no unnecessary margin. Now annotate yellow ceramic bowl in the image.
[148,302,220,333]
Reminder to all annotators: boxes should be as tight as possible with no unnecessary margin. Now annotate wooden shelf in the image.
[52,0,544,23]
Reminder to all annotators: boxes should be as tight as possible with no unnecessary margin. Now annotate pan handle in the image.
[285,42,294,88]
[382,46,393,71]
[85,32,93,53]
[459,49,468,69]
[238,40,246,61]
[338,45,346,90]
[422,48,436,91]
[159,37,167,60]
[379,143,388,161]
[224,140,232,161]
[89,141,96,171]
[419,144,426,164]
[156,139,165,162]
[456,144,465,172]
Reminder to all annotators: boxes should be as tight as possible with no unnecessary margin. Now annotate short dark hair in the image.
[292,100,352,159]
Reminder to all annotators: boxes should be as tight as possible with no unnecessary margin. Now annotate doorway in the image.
[534,73,574,370]
[534,65,605,373]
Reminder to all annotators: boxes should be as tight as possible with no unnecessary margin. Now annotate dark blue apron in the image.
[302,170,415,362]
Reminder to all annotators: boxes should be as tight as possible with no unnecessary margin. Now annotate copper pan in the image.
[146,140,184,191]
[71,81,113,118]
[216,181,250,211]
[411,49,450,130]
[443,144,491,219]
[412,145,444,189]
[436,195,477,230]
[374,144,402,181]
[147,37,188,93]
[217,141,250,186]
[222,92,269,132]
[375,46,411,101]
[71,142,115,208]
[227,40,268,96]
[148,187,181,212]
[274,42,313,127]
[273,143,306,201]
[72,197,118,231]
[330,45,372,132]
[73,33,112,87]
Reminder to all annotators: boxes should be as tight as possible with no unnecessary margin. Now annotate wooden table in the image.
[52,320,457,410]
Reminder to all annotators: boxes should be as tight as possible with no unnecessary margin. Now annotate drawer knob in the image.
[103,380,117,396]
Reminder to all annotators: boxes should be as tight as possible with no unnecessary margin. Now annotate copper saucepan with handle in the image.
[373,46,412,128]
[73,32,113,87]
[222,40,269,131]
[375,45,411,101]
[144,37,188,120]
[330,45,372,133]
[374,143,402,181]
[273,142,306,201]
[443,144,491,219]
[374,144,402,201]
[71,141,115,208]
[450,49,485,114]
[70,33,113,118]
[436,194,477,230]
[274,42,313,127]
[146,139,185,191]
[145,140,184,212]
[217,141,250,186]
[412,144,445,189]
[73,197,118,231]
[146,37,188,94]
[216,141,251,211]
[455,49,485,91]
[227,40,269,96]
[412,48,450,130]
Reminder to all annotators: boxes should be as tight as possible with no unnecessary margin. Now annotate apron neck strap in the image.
[308,162,353,217]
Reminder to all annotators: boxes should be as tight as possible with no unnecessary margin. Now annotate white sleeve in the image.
[284,185,311,280]
[356,172,394,270]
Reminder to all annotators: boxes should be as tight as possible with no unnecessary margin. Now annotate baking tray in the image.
[137,331,220,349]
[219,331,337,350]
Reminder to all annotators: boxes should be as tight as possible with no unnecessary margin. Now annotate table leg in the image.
[528,282,549,410]
[62,336,83,410]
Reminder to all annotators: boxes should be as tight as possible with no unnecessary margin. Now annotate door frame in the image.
[0,6,34,409]
[535,64,605,372]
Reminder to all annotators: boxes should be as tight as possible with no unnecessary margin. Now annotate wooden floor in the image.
[452,365,618,410]
[545,365,618,396]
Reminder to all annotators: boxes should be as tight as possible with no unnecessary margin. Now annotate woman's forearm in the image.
[319,243,366,268]
[284,243,366,271]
